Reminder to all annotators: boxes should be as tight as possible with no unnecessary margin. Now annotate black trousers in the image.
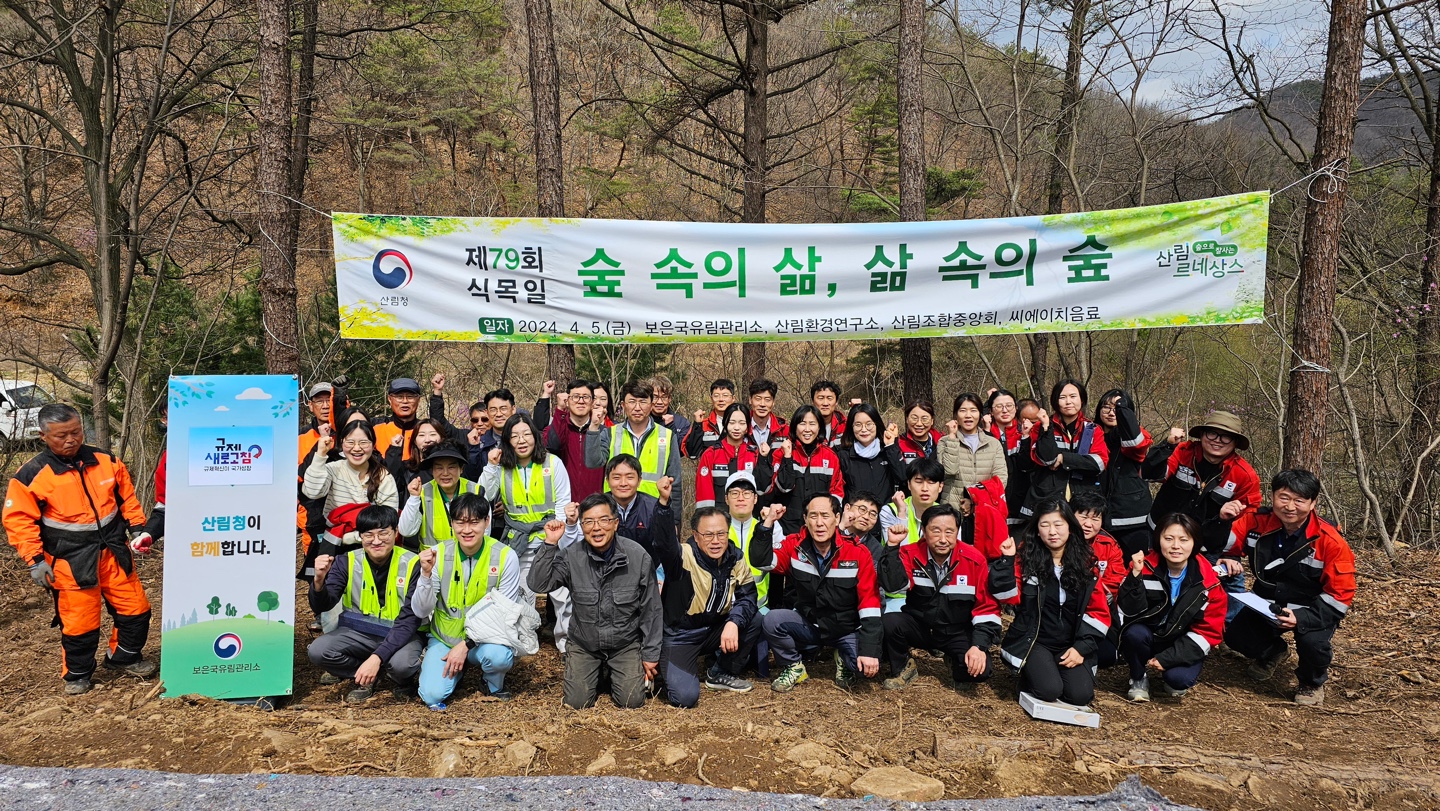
[1020,647,1096,706]
[882,612,991,682]
[1225,608,1336,688]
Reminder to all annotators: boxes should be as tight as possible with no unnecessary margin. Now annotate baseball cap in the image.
[724,471,758,492]
[308,382,333,398]
[388,378,422,395]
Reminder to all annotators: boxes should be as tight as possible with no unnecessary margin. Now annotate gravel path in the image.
[0,766,1197,810]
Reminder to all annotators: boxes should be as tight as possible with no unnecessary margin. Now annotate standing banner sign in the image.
[160,375,299,699]
[332,192,1268,344]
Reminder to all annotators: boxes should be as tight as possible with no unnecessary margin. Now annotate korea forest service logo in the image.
[213,633,243,660]
[372,249,414,289]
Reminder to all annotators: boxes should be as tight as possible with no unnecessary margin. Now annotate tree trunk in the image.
[1047,0,1089,216]
[525,0,575,385]
[257,0,300,375]
[1412,132,1440,448]
[1281,0,1366,474]
[897,0,932,405]
[1028,333,1050,399]
[738,0,772,380]
[285,0,319,263]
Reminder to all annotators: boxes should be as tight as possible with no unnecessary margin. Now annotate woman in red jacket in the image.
[989,499,1111,708]
[889,399,941,466]
[695,404,773,510]
[771,406,845,536]
[1118,513,1227,702]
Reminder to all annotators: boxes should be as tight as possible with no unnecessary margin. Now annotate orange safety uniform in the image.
[4,445,152,681]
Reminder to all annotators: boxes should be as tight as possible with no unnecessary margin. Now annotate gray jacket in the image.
[527,534,663,662]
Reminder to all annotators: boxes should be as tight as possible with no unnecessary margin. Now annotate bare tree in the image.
[897,0,932,404]
[258,0,300,374]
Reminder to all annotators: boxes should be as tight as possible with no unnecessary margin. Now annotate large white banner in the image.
[332,192,1267,344]
[161,374,299,699]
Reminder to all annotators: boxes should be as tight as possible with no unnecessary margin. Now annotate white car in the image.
[0,379,54,447]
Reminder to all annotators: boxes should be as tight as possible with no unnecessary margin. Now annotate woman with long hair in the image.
[1092,389,1157,558]
[1117,513,1226,702]
[770,405,845,535]
[1021,379,1109,521]
[694,403,773,510]
[590,383,614,426]
[302,419,399,633]
[836,403,902,504]
[385,417,449,509]
[990,499,1111,708]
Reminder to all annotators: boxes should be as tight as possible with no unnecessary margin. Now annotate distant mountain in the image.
[1217,71,1437,163]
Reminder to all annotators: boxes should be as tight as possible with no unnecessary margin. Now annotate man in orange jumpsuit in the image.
[3,404,157,694]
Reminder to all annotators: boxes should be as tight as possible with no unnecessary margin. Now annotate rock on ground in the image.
[503,741,537,770]
[851,766,946,802]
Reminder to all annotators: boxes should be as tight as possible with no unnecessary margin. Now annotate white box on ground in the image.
[1019,692,1101,728]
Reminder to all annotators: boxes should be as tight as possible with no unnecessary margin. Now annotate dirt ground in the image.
[0,549,1436,811]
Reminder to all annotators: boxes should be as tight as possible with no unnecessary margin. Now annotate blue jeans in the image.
[417,637,514,706]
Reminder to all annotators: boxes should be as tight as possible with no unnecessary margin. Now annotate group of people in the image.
[3,371,1356,718]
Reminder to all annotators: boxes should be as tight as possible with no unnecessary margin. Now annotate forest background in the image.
[1,0,1437,554]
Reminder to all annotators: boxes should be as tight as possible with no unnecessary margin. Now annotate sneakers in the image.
[833,651,857,690]
[1294,685,1325,706]
[704,667,754,693]
[63,678,93,696]
[427,702,448,711]
[770,662,809,692]
[1247,641,1290,681]
[1155,680,1189,699]
[1126,677,1151,702]
[308,620,323,633]
[391,684,418,701]
[103,657,157,678]
[489,689,514,702]
[883,658,918,691]
[344,684,375,704]
[319,672,342,685]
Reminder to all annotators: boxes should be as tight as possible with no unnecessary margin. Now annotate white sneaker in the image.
[1126,676,1151,702]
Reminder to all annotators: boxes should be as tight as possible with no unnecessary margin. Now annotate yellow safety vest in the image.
[430,540,510,647]
[340,549,419,635]
[902,498,923,545]
[498,458,560,548]
[605,423,673,498]
[419,479,481,548]
[729,518,770,610]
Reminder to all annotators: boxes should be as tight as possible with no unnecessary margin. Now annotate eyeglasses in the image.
[580,516,618,529]
[359,530,394,542]
[847,506,878,518]
[569,395,592,402]
[695,531,729,541]
[1202,430,1235,444]
[993,404,1016,412]
[390,393,420,402]
[470,417,485,425]
[342,440,373,449]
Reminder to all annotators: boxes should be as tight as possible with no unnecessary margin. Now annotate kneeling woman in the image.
[1117,513,1227,702]
[990,499,1111,708]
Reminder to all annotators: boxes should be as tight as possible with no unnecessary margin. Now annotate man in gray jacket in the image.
[529,492,663,709]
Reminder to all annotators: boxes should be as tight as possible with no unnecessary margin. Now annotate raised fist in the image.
[543,518,566,545]
[656,475,674,504]
[317,423,332,439]
[487,447,502,466]
[849,398,862,407]
[564,502,580,526]
[543,380,556,397]
[390,432,405,448]
[431,372,446,394]
[408,477,423,497]
[468,427,484,446]
[662,413,674,425]
[761,504,787,526]
[778,439,793,459]
[757,442,771,457]
[884,422,900,445]
[315,434,334,455]
[999,537,1017,557]
[886,522,908,547]
[418,547,437,577]
[694,410,705,424]
[980,415,993,432]
[314,554,335,582]
[1037,408,1051,431]
[945,419,959,438]
[1169,427,1186,445]
[891,490,908,519]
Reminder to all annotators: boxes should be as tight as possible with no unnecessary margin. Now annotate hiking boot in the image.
[319,672,342,685]
[1126,677,1151,702]
[704,667,754,693]
[833,651,858,690]
[344,684,375,704]
[771,662,809,693]
[883,657,918,691]
[391,684,418,701]
[63,678,93,696]
[1247,641,1290,681]
[103,657,157,678]
[1294,685,1325,706]
[489,689,514,702]
[308,620,323,633]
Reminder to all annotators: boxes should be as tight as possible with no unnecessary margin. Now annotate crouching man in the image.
[308,505,424,703]
[529,493,663,709]
[410,494,524,708]
[878,504,1000,690]
[651,476,762,707]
